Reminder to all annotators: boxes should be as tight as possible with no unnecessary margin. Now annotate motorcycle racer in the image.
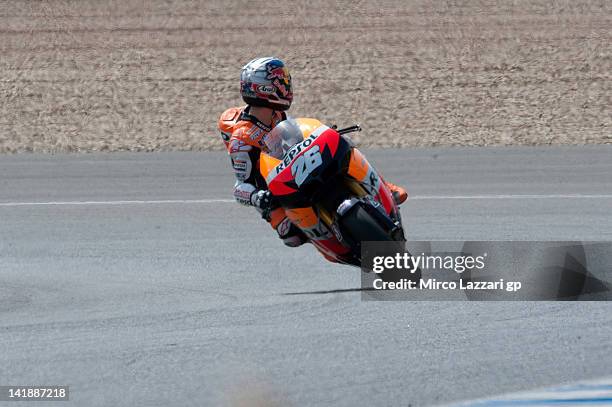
[218,57,407,248]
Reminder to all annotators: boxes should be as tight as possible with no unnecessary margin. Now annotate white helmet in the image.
[240,57,293,111]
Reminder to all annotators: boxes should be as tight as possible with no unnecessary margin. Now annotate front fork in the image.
[316,178,367,226]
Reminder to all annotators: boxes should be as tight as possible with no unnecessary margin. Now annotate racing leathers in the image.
[218,105,308,247]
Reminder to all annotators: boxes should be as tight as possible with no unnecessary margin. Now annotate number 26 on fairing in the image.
[291,146,322,186]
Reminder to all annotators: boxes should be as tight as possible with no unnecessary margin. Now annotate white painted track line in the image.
[1,194,612,207]
[0,199,235,207]
[413,194,612,200]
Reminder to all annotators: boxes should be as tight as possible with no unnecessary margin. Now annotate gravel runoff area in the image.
[0,0,611,152]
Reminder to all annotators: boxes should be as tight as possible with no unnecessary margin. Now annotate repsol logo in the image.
[275,133,319,174]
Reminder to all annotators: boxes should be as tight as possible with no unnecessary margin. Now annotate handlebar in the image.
[336,125,361,135]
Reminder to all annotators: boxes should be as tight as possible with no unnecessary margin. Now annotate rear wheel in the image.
[339,204,394,243]
[339,204,419,283]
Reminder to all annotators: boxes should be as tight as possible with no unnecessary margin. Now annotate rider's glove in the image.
[250,190,278,221]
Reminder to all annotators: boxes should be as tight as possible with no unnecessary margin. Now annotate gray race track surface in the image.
[1,146,612,406]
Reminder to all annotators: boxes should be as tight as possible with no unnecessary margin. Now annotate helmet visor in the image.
[264,119,304,160]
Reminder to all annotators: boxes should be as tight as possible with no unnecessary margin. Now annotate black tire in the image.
[341,205,421,282]
[340,204,420,283]
[340,204,394,243]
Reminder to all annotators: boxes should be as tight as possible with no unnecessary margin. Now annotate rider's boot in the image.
[384,181,408,205]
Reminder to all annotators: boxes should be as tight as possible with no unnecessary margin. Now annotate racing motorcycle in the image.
[260,118,406,267]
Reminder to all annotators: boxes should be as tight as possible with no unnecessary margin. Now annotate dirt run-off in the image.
[0,0,610,152]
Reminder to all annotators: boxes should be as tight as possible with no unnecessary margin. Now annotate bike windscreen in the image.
[264,119,304,159]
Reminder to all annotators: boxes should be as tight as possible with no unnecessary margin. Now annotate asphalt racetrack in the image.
[1,146,612,406]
